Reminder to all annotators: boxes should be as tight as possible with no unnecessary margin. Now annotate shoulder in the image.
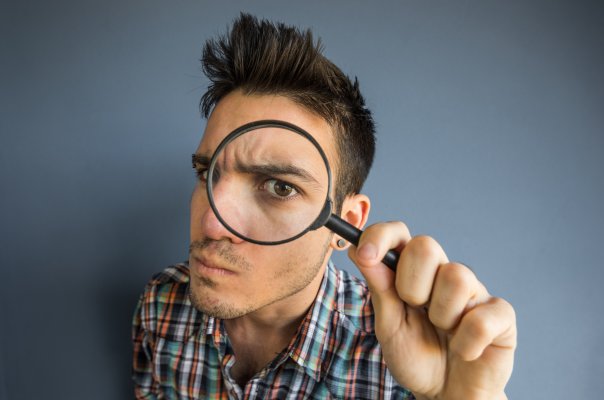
[147,262,191,286]
[140,262,191,309]
[134,263,200,341]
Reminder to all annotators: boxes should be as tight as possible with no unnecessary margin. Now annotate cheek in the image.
[272,230,332,274]
[190,187,207,228]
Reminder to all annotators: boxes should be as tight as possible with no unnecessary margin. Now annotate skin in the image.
[350,229,517,400]
[189,90,517,398]
[189,91,340,385]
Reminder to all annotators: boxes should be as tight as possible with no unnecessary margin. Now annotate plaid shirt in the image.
[132,261,415,399]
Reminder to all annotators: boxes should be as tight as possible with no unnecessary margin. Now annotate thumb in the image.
[348,240,406,330]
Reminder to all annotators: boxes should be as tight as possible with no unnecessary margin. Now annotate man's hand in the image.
[348,222,516,400]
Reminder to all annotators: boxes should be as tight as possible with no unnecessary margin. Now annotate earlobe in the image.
[333,237,348,250]
[330,236,350,250]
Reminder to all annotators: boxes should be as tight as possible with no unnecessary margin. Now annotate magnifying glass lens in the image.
[207,124,330,244]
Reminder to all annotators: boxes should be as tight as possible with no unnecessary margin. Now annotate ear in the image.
[330,193,371,250]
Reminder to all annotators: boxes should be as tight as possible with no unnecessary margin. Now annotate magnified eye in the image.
[265,179,299,199]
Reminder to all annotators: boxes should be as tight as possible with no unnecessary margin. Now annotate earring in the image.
[336,239,347,248]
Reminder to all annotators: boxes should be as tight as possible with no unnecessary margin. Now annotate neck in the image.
[224,263,326,386]
[225,261,325,342]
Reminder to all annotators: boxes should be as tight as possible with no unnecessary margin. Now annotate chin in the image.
[188,284,251,319]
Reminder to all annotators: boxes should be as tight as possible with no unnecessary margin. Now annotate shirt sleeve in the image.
[132,293,159,400]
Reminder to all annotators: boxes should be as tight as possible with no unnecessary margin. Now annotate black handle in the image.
[324,214,399,271]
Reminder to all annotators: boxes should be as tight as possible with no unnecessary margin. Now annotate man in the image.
[132,13,516,399]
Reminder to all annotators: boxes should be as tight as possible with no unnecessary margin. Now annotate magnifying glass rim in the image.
[206,119,333,245]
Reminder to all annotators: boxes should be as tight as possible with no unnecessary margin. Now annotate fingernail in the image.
[358,243,377,261]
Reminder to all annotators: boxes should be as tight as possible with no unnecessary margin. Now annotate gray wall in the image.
[2,1,603,398]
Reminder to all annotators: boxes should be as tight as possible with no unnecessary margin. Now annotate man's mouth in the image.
[191,253,237,277]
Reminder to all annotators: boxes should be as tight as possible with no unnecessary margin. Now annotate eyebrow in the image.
[237,163,319,184]
[192,154,210,166]
[191,153,319,184]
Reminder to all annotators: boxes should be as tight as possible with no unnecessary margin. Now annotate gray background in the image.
[1,0,603,399]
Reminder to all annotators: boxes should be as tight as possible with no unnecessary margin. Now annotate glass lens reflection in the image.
[208,126,329,243]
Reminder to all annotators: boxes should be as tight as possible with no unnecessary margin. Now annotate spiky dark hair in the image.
[200,13,376,209]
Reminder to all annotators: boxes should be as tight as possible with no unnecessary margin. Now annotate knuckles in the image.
[427,263,476,330]
[403,235,442,261]
[397,287,429,307]
[437,262,477,293]
[491,297,517,332]
[462,297,517,344]
[362,221,411,241]
[393,235,447,307]
[463,311,495,342]
[384,220,411,235]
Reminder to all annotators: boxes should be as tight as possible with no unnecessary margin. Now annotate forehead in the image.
[197,91,338,165]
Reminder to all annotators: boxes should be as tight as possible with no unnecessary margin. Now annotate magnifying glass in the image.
[205,119,399,271]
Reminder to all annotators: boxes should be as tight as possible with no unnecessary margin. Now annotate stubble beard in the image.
[188,236,332,319]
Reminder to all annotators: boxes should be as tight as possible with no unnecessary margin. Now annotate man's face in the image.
[189,91,338,319]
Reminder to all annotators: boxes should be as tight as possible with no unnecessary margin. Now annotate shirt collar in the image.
[288,260,339,382]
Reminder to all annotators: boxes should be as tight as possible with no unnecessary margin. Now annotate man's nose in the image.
[198,182,245,243]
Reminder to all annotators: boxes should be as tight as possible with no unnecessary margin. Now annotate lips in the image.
[191,253,236,276]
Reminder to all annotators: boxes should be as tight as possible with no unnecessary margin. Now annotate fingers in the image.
[351,223,490,326]
[397,240,490,334]
[449,297,517,361]
[349,221,517,397]
[356,221,412,265]
[428,262,485,331]
[348,222,412,333]
[396,235,448,307]
[349,221,412,295]
[350,222,513,343]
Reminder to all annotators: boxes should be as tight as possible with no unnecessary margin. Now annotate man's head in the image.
[188,14,374,319]
[200,13,376,210]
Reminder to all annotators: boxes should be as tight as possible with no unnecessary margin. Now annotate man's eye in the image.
[194,167,209,182]
[265,179,299,198]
